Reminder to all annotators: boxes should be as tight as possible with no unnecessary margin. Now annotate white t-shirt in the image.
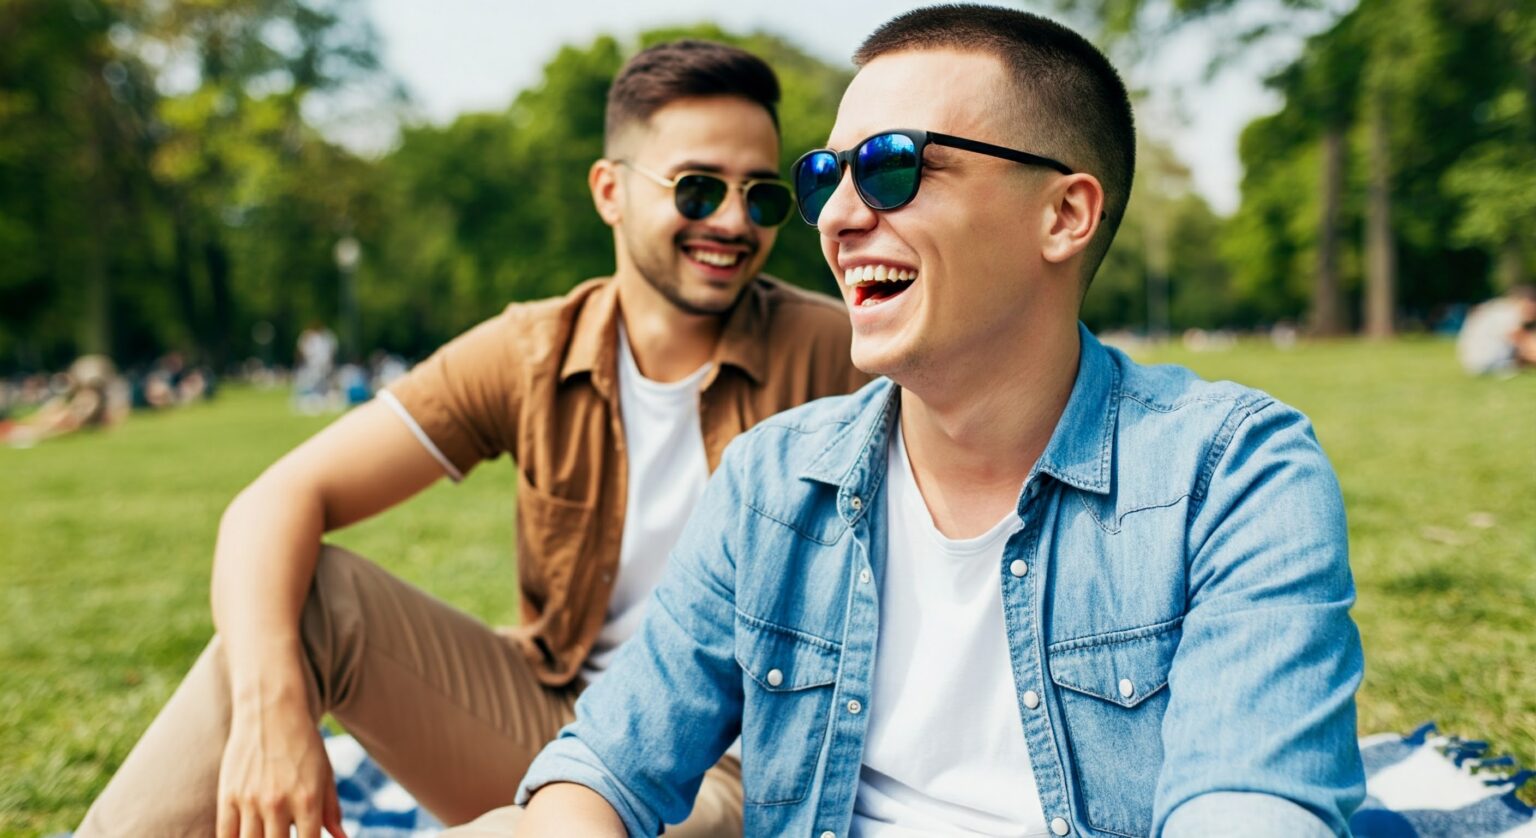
[580,325,712,683]
[851,423,1048,838]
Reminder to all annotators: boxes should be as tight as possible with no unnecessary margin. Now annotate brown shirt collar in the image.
[558,278,771,393]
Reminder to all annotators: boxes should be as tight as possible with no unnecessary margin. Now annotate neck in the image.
[897,319,1081,538]
[614,270,724,382]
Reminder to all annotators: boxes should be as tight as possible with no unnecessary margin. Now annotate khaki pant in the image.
[77,546,743,837]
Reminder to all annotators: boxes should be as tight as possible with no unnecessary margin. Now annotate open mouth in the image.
[845,264,918,307]
[683,244,746,271]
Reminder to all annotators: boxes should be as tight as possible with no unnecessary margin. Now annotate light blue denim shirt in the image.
[517,325,1365,838]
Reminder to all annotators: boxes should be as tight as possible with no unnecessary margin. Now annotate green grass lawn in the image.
[1,337,1533,834]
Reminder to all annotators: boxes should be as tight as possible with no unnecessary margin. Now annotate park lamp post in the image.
[334,235,361,363]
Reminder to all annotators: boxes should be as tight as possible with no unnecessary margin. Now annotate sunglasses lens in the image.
[794,151,842,225]
[746,182,793,227]
[674,174,727,220]
[854,133,920,210]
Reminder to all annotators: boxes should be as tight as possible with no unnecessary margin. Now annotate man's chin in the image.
[849,339,902,379]
[666,283,747,317]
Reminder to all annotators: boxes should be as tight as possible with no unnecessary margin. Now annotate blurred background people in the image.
[1456,284,1536,376]
[0,355,128,447]
[293,322,339,414]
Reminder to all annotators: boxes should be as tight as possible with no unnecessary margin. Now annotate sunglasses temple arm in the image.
[928,132,1075,176]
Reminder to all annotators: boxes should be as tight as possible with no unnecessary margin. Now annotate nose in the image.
[703,182,755,237]
[815,166,878,241]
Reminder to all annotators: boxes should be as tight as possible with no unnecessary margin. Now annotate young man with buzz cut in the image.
[78,39,865,838]
[501,6,1366,838]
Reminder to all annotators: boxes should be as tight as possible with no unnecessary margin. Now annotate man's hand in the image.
[216,697,347,838]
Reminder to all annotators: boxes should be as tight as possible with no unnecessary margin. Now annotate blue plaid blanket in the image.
[325,723,1534,837]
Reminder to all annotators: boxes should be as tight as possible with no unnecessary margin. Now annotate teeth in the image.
[842,264,919,286]
[689,248,741,267]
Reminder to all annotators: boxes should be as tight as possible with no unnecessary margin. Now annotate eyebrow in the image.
[670,161,783,180]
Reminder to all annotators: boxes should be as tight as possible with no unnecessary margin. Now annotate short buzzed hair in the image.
[855,4,1135,286]
[605,39,781,154]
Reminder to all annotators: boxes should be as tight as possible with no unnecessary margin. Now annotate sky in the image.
[362,1,1340,215]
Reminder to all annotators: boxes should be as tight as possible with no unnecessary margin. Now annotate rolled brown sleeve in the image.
[385,308,525,479]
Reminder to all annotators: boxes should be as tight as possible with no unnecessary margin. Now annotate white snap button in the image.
[859,569,871,584]
[1051,816,1070,835]
[766,668,784,687]
[1022,690,1041,709]
[821,832,836,838]
[850,496,863,510]
[1118,678,1134,699]
[847,699,862,715]
[1009,559,1028,577]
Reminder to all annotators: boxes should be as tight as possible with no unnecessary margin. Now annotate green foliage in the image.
[1223,0,1533,326]
[1085,139,1240,331]
[0,12,858,370]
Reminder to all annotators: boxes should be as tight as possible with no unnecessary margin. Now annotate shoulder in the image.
[753,276,852,337]
[496,277,609,328]
[1111,346,1282,441]
[720,377,891,477]
[462,278,610,364]
[1103,344,1322,503]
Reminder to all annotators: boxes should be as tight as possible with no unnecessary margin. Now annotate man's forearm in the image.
[210,474,326,708]
[520,782,626,837]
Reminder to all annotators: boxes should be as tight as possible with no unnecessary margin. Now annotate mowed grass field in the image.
[2,337,1533,834]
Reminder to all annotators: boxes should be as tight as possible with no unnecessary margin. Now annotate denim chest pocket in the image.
[1048,619,1181,838]
[734,612,841,806]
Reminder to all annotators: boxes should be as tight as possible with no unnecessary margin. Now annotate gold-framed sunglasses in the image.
[617,160,794,228]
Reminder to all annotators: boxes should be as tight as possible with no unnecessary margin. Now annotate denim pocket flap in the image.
[735,612,840,692]
[1048,621,1180,709]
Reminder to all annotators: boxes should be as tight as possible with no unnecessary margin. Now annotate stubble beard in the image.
[627,230,753,317]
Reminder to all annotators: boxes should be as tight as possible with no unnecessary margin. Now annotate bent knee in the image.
[300,544,376,651]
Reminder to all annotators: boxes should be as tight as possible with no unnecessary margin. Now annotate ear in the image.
[1040,173,1105,265]
[589,159,623,227]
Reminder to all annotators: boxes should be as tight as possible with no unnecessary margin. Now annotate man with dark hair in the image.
[78,39,864,838]
[508,7,1365,837]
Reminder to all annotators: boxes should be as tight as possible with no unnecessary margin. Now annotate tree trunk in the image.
[1312,125,1348,336]
[204,236,233,369]
[1498,237,1527,289]
[77,63,113,358]
[169,200,202,353]
[1364,94,1396,339]
[81,201,111,356]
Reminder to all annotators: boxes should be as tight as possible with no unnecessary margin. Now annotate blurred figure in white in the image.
[1457,284,1536,376]
[294,322,338,413]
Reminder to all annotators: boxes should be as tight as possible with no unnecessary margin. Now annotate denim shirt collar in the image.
[801,323,1118,502]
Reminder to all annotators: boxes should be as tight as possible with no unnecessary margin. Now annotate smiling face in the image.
[601,95,781,316]
[817,49,1081,381]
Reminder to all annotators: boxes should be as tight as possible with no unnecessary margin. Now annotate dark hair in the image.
[855,4,1135,285]
[605,40,781,153]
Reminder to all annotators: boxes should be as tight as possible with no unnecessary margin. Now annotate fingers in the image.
[217,799,240,838]
[238,806,262,838]
[322,782,349,838]
[263,805,291,838]
[293,786,325,838]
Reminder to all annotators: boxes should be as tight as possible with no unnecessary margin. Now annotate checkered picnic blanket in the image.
[325,722,1534,837]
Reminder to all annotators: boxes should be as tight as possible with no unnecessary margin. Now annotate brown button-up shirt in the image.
[386,276,868,686]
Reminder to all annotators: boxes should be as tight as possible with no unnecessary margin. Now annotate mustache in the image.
[677,232,758,253]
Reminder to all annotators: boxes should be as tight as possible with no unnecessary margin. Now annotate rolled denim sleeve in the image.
[1165,792,1337,837]
[1155,399,1365,837]
[515,440,748,835]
